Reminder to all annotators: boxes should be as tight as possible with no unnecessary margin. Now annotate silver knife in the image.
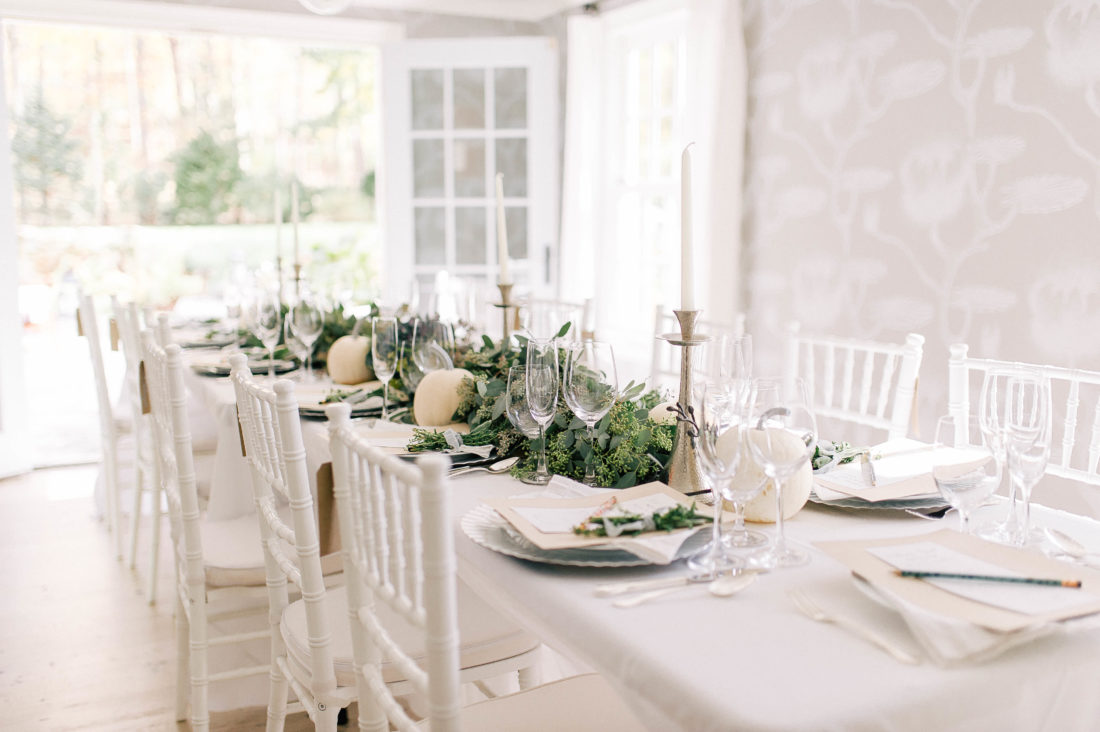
[861,451,877,486]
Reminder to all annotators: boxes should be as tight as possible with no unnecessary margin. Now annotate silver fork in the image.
[788,589,921,665]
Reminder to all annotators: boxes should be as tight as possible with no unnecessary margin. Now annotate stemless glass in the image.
[525,338,559,486]
[1005,375,1051,546]
[371,316,399,421]
[563,341,618,485]
[746,376,817,569]
[932,415,1002,535]
[288,292,325,381]
[686,382,745,578]
[412,318,455,373]
[505,365,545,485]
[250,289,282,378]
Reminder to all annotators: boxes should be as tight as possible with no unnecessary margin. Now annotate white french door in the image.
[382,37,559,318]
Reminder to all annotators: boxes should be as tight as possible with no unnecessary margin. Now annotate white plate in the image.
[808,487,948,512]
[461,504,709,567]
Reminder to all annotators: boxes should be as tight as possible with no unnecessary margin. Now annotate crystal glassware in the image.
[932,414,1002,535]
[371,316,398,421]
[1004,375,1051,546]
[288,291,324,381]
[525,338,559,486]
[563,341,618,485]
[505,365,545,485]
[412,318,455,373]
[746,376,817,569]
[250,289,282,378]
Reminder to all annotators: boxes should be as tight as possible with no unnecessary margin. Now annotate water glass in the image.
[371,316,398,421]
[932,415,1001,535]
[563,341,618,485]
[525,338,559,485]
[288,291,324,381]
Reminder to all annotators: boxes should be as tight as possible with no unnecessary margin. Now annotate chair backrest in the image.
[519,296,593,341]
[327,404,460,732]
[785,322,924,441]
[649,305,746,392]
[114,299,152,460]
[141,332,206,612]
[79,292,117,445]
[948,344,1100,486]
[228,355,337,709]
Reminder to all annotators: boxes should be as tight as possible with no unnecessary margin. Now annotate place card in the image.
[816,440,963,502]
[816,529,1100,632]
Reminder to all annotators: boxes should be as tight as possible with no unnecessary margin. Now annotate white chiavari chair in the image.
[113,299,164,603]
[143,332,276,731]
[326,403,645,731]
[948,345,1100,488]
[517,296,593,341]
[649,305,746,392]
[785,322,925,441]
[78,291,124,560]
[231,355,357,730]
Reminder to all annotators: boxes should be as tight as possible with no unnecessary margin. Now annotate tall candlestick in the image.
[291,180,301,267]
[495,172,512,285]
[680,143,695,311]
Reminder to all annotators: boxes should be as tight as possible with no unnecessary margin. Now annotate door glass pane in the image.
[414,206,446,265]
[455,207,487,264]
[411,69,444,130]
[413,139,445,197]
[504,206,527,259]
[495,138,527,197]
[452,68,486,129]
[453,139,485,197]
[494,68,527,129]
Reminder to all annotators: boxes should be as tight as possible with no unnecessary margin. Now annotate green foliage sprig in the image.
[573,502,710,537]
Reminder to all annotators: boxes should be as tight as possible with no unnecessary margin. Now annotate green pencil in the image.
[894,569,1082,588]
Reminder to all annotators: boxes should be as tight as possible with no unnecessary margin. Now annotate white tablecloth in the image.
[183,364,1100,729]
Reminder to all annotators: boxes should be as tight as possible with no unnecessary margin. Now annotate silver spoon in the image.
[612,571,757,608]
[449,456,519,477]
[1046,529,1100,567]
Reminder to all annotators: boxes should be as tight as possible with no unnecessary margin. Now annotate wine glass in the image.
[686,381,746,578]
[250,289,282,378]
[371,316,399,421]
[398,341,424,392]
[1004,375,1051,546]
[505,365,546,485]
[282,318,309,381]
[746,376,817,568]
[412,318,455,373]
[932,415,1002,535]
[288,291,325,381]
[563,341,618,485]
[525,338,559,486]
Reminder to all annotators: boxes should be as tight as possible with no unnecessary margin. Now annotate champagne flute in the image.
[686,381,746,578]
[505,365,545,485]
[932,415,1001,535]
[371,316,398,421]
[746,377,817,569]
[398,341,424,392]
[525,338,559,486]
[1005,375,1051,546]
[250,289,282,378]
[288,291,325,381]
[563,341,618,485]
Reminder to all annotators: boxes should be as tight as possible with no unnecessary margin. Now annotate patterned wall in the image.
[742,0,1100,446]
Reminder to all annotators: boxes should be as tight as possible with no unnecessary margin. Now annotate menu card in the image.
[816,439,968,502]
[816,529,1100,632]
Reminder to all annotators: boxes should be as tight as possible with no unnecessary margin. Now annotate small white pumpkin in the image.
[326,335,373,385]
[413,368,474,426]
[732,428,814,523]
[648,400,678,426]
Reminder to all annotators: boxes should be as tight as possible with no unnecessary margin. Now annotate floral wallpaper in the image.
[741,0,1100,445]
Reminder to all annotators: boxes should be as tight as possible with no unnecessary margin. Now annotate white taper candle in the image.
[495,172,512,285]
[291,180,300,266]
[680,143,695,311]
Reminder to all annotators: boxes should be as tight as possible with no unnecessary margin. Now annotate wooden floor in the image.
[0,465,321,731]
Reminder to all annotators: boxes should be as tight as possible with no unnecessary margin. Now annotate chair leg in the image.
[129,465,143,570]
[315,705,340,732]
[146,479,162,605]
[175,597,190,722]
[190,615,210,732]
[266,664,289,732]
[517,659,542,690]
[106,451,124,561]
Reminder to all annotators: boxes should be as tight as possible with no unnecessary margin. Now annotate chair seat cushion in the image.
[281,584,539,688]
[420,673,645,731]
[201,505,341,587]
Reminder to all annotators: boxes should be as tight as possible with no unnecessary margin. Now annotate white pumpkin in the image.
[413,368,474,426]
[648,400,678,426]
[326,335,373,385]
[730,428,814,523]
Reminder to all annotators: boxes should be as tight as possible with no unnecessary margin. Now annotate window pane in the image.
[414,206,446,265]
[452,68,486,129]
[494,68,527,129]
[505,206,527,259]
[455,207,487,264]
[637,48,652,112]
[453,139,485,197]
[656,41,675,108]
[411,69,444,130]
[413,139,444,197]
[495,138,527,197]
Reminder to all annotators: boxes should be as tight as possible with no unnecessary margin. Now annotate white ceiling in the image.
[349,0,588,22]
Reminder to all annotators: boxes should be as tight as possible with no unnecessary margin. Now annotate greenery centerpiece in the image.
[407,324,675,488]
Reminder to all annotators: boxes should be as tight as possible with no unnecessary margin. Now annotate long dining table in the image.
[182,360,1100,731]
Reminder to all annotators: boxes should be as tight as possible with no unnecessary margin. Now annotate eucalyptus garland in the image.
[408,323,676,488]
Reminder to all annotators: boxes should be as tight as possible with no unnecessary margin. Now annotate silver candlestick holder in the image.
[659,309,710,495]
[493,282,516,345]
